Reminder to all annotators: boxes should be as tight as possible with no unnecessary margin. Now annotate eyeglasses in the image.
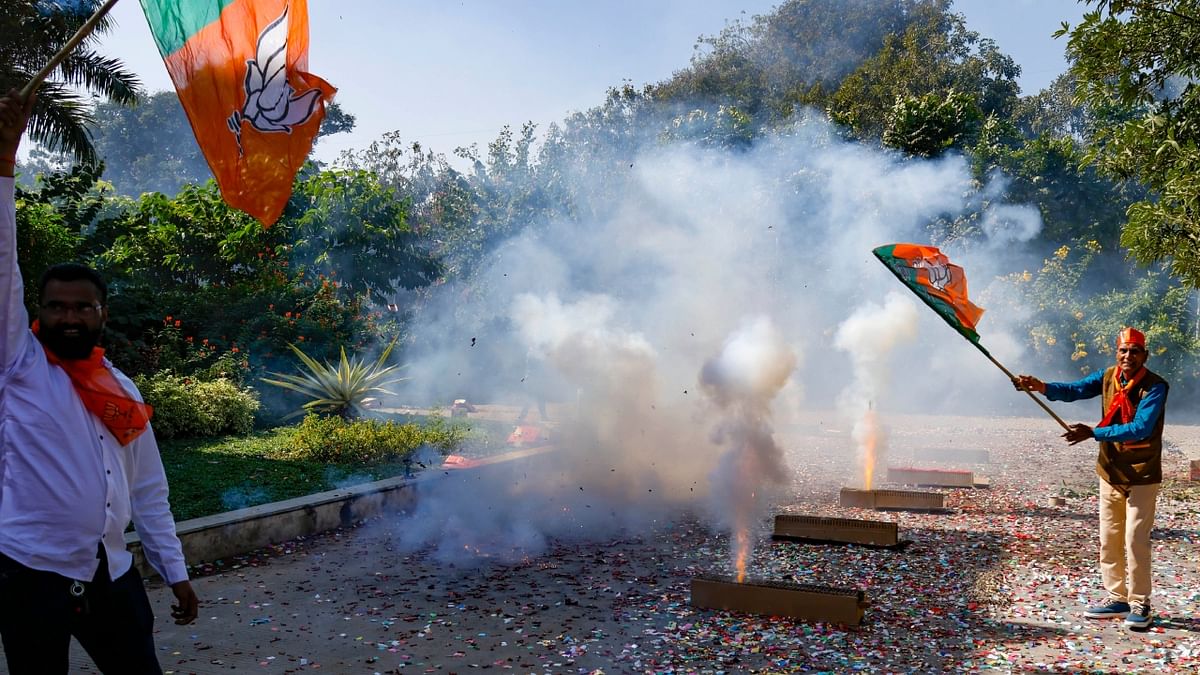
[40,301,104,318]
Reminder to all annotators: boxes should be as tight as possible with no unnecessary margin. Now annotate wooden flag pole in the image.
[971,342,1071,431]
[19,0,122,100]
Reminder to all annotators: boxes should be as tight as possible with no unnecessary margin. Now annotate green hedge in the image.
[135,374,260,440]
[286,414,465,463]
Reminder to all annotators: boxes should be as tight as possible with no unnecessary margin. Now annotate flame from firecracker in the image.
[835,292,918,494]
[701,318,794,588]
[735,527,749,583]
[861,407,878,490]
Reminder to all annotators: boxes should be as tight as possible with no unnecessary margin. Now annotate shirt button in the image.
[106,502,111,507]
[106,470,111,474]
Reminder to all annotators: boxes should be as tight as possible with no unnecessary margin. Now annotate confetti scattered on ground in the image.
[14,412,1200,673]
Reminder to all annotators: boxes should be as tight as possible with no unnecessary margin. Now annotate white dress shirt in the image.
[0,176,188,584]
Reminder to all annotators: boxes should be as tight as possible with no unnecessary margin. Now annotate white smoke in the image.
[979,169,1043,246]
[394,292,720,564]
[388,112,1042,563]
[699,316,796,573]
[833,291,921,486]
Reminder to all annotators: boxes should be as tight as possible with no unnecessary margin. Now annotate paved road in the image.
[2,412,1199,673]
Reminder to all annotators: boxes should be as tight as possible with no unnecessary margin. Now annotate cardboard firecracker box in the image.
[507,425,547,446]
[442,454,481,469]
[887,466,977,487]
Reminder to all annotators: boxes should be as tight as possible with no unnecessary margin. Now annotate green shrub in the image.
[288,414,464,463]
[135,374,260,440]
[193,379,258,436]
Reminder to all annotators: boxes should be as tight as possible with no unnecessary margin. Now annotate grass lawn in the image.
[158,416,515,522]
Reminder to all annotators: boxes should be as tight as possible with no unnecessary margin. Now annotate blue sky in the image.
[91,0,1088,164]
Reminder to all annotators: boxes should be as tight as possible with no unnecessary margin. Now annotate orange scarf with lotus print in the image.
[1099,366,1146,428]
[31,320,153,445]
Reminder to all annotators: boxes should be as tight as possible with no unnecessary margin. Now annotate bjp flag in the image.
[139,0,335,225]
[873,243,985,344]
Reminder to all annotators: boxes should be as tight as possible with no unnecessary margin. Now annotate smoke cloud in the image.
[833,291,920,487]
[384,110,1047,565]
[699,316,796,574]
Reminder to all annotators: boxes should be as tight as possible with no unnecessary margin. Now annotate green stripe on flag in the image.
[872,245,985,349]
[139,0,237,57]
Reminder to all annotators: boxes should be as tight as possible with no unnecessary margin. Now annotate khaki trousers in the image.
[1098,480,1159,606]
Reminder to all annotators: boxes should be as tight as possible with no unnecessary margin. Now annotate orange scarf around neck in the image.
[1099,366,1146,428]
[31,320,152,446]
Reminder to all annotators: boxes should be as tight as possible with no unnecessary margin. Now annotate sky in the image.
[87,0,1090,166]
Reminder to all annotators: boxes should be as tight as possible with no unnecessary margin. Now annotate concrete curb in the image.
[125,474,420,579]
[126,443,558,579]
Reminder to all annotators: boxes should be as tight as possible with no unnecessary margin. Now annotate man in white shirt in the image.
[0,89,198,674]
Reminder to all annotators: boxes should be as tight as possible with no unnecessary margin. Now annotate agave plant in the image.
[261,338,406,419]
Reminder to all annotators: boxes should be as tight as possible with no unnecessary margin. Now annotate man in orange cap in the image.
[1014,327,1168,631]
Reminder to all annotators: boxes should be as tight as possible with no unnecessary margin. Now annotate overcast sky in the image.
[86,0,1088,164]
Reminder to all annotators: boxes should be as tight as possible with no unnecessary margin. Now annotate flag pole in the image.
[969,341,1071,431]
[19,0,122,100]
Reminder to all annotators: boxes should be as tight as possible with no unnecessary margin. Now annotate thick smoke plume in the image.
[699,317,796,578]
[387,111,1045,565]
[833,291,920,488]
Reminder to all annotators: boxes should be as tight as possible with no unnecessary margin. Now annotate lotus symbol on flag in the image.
[226,5,323,154]
[912,257,952,291]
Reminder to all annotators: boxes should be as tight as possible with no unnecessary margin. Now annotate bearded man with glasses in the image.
[0,88,198,675]
[1013,327,1169,632]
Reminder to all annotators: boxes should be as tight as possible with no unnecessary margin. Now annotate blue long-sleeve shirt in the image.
[1044,369,1167,443]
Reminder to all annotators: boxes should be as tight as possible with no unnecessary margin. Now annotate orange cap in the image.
[1116,327,1145,348]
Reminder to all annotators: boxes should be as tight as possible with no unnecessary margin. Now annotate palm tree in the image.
[0,0,141,164]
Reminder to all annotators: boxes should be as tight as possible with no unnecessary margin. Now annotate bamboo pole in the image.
[19,0,122,100]
[973,344,1071,431]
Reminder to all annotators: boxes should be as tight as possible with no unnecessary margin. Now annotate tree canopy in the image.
[12,0,1200,410]
[1062,0,1200,286]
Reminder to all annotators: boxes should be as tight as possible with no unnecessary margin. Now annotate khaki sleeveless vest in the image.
[1097,365,1168,486]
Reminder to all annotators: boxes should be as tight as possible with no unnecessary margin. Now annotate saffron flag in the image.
[873,243,986,345]
[139,0,335,225]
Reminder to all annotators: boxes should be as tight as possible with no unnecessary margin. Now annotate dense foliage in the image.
[12,0,1200,412]
[1062,0,1200,287]
[134,374,259,440]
